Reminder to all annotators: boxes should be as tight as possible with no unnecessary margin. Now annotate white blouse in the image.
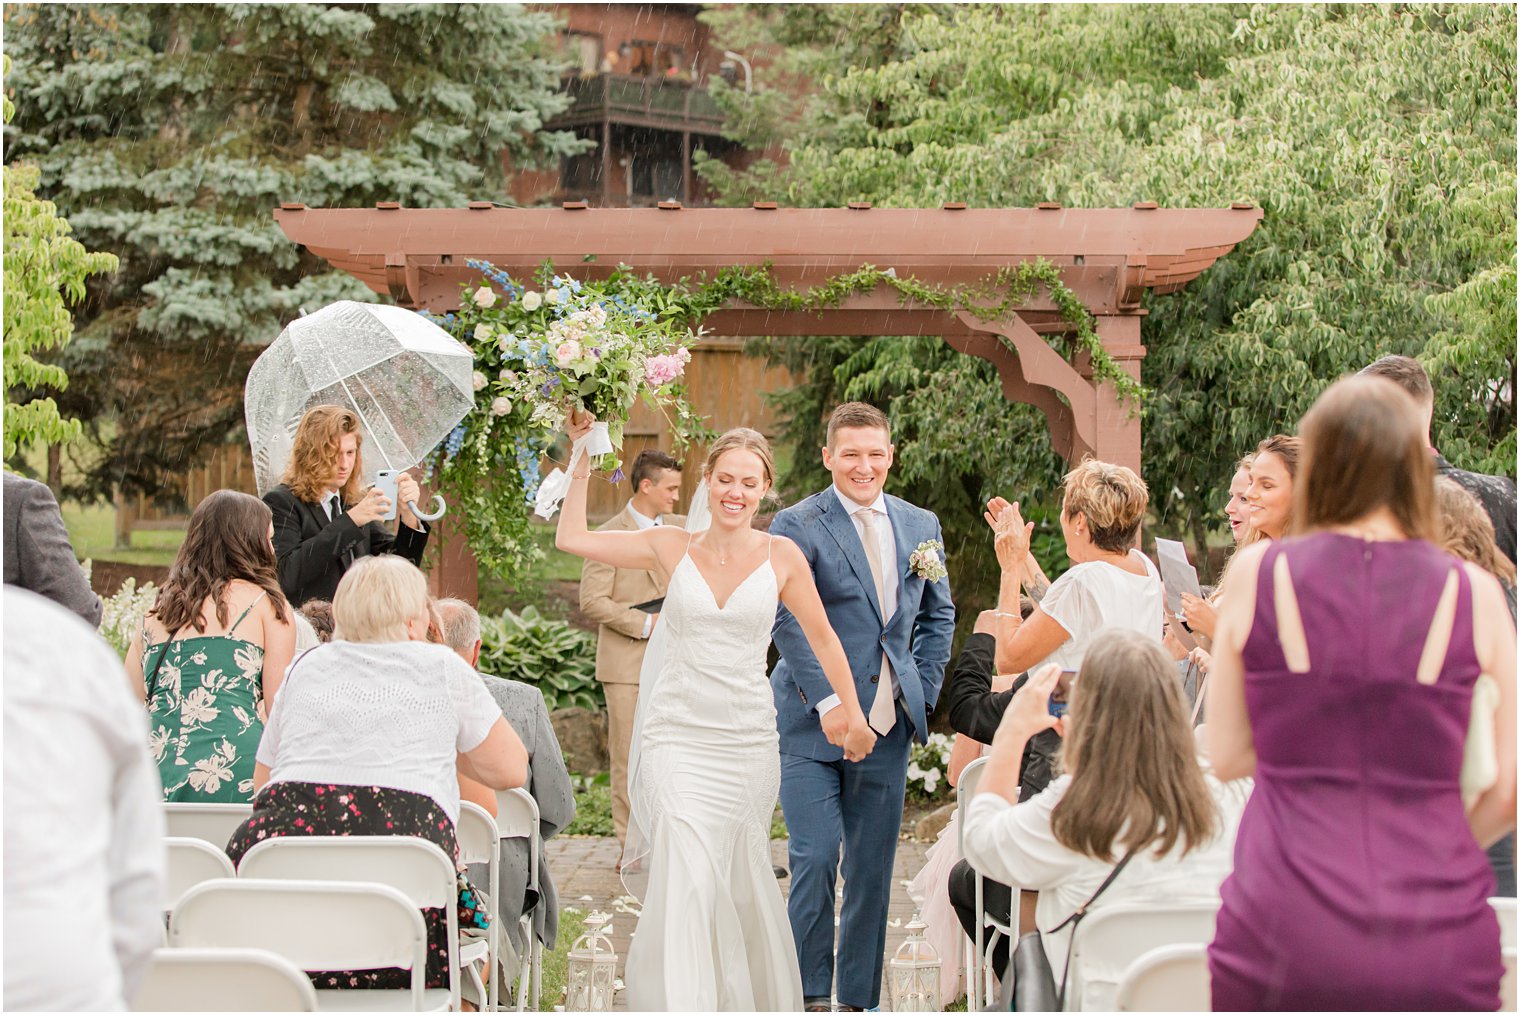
[258,640,502,822]
[1039,550,1164,671]
[963,767,1248,1010]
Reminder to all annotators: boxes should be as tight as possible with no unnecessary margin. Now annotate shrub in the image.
[91,562,158,660]
[477,605,603,712]
[906,732,956,803]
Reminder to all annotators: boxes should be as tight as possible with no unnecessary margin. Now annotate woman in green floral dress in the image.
[128,491,296,802]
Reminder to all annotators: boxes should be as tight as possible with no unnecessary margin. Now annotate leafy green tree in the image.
[3,3,588,500]
[3,55,118,459]
[702,4,1516,599]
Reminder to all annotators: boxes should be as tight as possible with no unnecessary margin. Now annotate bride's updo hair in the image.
[703,428,775,489]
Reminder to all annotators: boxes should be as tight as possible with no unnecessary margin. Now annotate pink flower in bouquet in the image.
[555,340,582,367]
[644,353,687,387]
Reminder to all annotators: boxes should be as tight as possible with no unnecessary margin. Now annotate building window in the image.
[561,152,601,197]
[631,157,684,201]
[622,40,687,79]
[559,31,602,77]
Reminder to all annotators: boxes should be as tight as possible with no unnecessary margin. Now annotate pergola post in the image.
[1088,316,1146,475]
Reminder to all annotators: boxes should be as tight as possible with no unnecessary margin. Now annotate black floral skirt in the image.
[226,781,458,990]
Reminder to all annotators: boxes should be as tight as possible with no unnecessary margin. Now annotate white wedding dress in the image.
[622,538,805,1012]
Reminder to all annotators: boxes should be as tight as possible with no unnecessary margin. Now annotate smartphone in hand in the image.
[374,469,401,521]
[1048,670,1078,718]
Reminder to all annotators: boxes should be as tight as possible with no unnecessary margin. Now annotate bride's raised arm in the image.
[771,536,877,762]
[555,410,681,572]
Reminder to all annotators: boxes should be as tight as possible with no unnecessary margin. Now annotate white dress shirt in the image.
[627,503,660,637]
[4,587,166,1011]
[816,485,899,718]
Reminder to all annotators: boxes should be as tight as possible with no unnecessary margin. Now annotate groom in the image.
[771,402,956,1012]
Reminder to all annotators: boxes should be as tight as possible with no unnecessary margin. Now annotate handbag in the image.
[1002,853,1134,1012]
[457,871,492,939]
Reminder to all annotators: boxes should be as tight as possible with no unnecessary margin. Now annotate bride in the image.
[556,413,877,1011]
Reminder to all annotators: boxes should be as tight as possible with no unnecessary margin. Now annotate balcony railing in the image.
[552,73,725,133]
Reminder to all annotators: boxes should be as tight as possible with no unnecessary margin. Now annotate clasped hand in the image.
[983,496,1033,570]
[821,707,876,762]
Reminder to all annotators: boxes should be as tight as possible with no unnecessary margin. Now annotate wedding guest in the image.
[1241,433,1300,543]
[963,631,1247,1011]
[1362,353,1517,562]
[263,405,429,606]
[436,598,577,955]
[4,588,165,1011]
[1435,476,1518,896]
[984,459,1163,679]
[298,599,335,642]
[126,490,295,802]
[1179,454,1255,643]
[1207,375,1516,1009]
[3,469,102,625]
[228,556,527,992]
[579,449,684,848]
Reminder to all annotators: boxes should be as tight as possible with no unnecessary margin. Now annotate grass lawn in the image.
[537,907,585,1010]
[63,499,185,568]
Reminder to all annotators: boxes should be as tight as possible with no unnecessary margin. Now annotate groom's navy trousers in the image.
[779,703,912,1007]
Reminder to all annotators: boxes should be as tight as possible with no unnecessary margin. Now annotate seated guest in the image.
[5,588,164,1010]
[982,459,1163,680]
[435,598,577,957]
[126,490,295,802]
[228,557,527,993]
[1207,375,1515,1010]
[298,599,335,642]
[963,630,1247,1011]
[263,405,429,606]
[1434,476,1517,897]
[3,469,103,626]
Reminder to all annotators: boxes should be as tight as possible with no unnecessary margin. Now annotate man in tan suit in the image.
[579,449,685,847]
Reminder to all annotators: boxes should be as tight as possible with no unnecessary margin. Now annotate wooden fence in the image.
[115,338,797,542]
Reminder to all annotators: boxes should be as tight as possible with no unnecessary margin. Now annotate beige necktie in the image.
[858,509,897,736]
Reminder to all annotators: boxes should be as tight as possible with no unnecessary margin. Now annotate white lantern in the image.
[888,912,942,1012]
[565,911,618,1012]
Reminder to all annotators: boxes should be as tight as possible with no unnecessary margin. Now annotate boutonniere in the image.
[909,539,948,583]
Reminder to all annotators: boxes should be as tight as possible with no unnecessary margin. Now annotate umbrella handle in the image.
[408,495,447,522]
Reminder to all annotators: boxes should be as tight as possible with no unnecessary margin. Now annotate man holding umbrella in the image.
[264,405,430,606]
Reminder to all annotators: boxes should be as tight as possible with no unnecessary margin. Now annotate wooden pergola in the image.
[274,202,1262,597]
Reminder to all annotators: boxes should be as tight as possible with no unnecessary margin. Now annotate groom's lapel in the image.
[818,491,886,620]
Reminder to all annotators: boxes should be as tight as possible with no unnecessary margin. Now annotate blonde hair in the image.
[1435,477,1516,584]
[1061,458,1148,553]
[703,428,775,488]
[1053,630,1218,861]
[282,405,366,504]
[332,556,428,643]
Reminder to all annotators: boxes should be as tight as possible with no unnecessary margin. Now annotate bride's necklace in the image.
[705,535,745,566]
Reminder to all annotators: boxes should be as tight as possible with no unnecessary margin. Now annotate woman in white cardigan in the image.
[962,629,1248,1011]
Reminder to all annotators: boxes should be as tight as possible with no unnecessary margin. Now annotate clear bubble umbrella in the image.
[244,301,475,520]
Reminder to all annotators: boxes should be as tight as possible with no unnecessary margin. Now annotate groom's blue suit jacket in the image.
[769,489,957,760]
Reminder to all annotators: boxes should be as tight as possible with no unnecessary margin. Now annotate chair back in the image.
[164,837,236,911]
[955,756,988,855]
[163,802,252,847]
[1502,946,1516,1013]
[456,802,500,866]
[1494,897,1517,950]
[1067,902,1218,1011]
[238,836,455,908]
[494,788,540,840]
[132,947,319,1012]
[1113,943,1211,1012]
[169,878,425,1002]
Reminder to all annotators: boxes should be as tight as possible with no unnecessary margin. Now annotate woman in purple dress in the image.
[1206,375,1516,1011]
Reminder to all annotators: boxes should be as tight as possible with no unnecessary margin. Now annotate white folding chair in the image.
[1113,943,1210,1012]
[163,802,252,847]
[494,788,543,1013]
[956,756,1014,1010]
[1065,902,1218,1012]
[1503,946,1517,1013]
[169,878,435,1011]
[239,837,461,1012]
[456,802,500,1011]
[133,947,319,1011]
[1494,897,1517,950]
[164,837,237,912]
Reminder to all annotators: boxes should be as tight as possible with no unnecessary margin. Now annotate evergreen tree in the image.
[3,3,587,500]
[701,4,1516,598]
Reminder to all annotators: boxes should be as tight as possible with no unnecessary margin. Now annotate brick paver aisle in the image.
[546,836,935,1011]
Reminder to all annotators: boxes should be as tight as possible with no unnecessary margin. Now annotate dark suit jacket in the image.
[263,483,429,606]
[2,471,102,626]
[943,631,1059,802]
